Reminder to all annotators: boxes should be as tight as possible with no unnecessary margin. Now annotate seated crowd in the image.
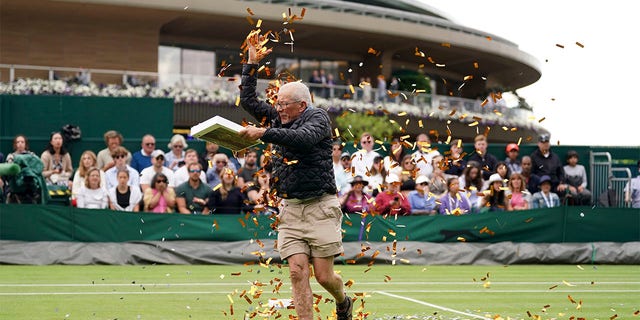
[0,128,606,215]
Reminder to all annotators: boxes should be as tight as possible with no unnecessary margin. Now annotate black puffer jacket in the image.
[240,64,337,199]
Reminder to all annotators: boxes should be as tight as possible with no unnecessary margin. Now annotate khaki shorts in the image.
[277,193,344,260]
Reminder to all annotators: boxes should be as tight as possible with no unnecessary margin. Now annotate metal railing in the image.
[590,151,632,207]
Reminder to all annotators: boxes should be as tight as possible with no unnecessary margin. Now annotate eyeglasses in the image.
[216,161,227,164]
[189,169,201,173]
[275,100,300,109]
[113,155,125,159]
[156,179,167,183]
[145,142,155,146]
[173,145,183,148]
[419,182,429,186]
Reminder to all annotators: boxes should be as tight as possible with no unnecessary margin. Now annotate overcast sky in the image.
[422,0,638,147]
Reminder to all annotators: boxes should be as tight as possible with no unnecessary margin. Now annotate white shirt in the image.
[76,186,109,209]
[140,166,176,188]
[104,165,140,190]
[350,149,380,178]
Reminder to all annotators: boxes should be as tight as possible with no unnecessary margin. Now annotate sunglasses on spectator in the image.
[173,145,183,148]
[113,155,126,159]
[419,182,429,186]
[216,161,227,164]
[156,179,167,183]
[145,142,155,146]
[189,169,201,173]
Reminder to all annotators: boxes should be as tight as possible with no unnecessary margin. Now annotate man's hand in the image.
[239,126,266,140]
[246,30,273,64]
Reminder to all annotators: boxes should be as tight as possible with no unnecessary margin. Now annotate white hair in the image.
[167,134,188,149]
[280,81,312,105]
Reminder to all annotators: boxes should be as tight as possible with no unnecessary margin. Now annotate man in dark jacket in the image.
[238,30,352,320]
[530,134,568,196]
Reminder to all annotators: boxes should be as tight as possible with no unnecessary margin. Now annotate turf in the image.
[0,264,638,319]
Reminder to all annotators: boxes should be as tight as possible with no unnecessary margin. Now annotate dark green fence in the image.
[1,204,637,243]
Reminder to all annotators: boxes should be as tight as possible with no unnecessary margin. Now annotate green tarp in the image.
[1,204,638,243]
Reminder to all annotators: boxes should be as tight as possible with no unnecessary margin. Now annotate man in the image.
[104,146,140,190]
[529,134,567,196]
[130,134,156,173]
[624,160,640,208]
[96,130,131,171]
[174,149,207,186]
[238,30,352,320]
[139,150,175,192]
[411,133,439,177]
[521,155,540,193]
[350,132,380,178]
[504,143,522,174]
[236,149,260,188]
[531,175,560,208]
[467,134,499,180]
[175,162,211,214]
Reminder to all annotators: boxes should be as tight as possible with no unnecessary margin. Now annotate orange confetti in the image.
[556,44,565,48]
[246,7,255,15]
[576,41,584,48]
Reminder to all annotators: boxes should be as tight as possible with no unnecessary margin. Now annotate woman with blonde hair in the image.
[76,167,109,209]
[165,134,188,172]
[72,150,105,199]
[508,172,530,211]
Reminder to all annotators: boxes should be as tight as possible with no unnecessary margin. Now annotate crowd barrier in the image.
[1,204,638,243]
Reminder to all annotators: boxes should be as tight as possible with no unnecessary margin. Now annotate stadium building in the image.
[1,0,545,142]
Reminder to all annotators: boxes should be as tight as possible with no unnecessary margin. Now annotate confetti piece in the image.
[562,280,576,287]
[549,284,558,290]
[576,41,584,48]
[246,7,255,15]
[556,44,565,48]
[538,117,546,123]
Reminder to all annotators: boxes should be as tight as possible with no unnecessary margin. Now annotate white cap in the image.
[386,173,401,184]
[151,149,165,158]
[415,175,429,185]
[488,173,503,184]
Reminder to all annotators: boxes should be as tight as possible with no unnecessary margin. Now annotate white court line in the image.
[1,281,637,287]
[375,291,491,320]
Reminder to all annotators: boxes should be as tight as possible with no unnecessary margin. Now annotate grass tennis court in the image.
[1,264,638,319]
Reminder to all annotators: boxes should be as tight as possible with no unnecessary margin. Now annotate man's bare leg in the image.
[287,253,313,320]
[312,256,346,303]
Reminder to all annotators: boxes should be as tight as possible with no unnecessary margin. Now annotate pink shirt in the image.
[510,191,526,209]
[151,189,168,213]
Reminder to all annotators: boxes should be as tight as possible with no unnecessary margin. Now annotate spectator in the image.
[6,134,36,163]
[245,169,277,215]
[130,134,156,173]
[624,160,640,208]
[412,133,439,177]
[530,134,567,196]
[508,172,530,211]
[400,178,416,200]
[175,149,207,186]
[143,172,176,213]
[104,146,139,190]
[207,168,247,214]
[76,167,109,209]
[479,173,511,212]
[383,138,405,178]
[494,161,511,184]
[458,161,484,212]
[521,155,540,194]
[504,143,522,174]
[399,154,417,182]
[175,162,211,214]
[408,175,437,215]
[443,138,466,177]
[206,153,235,188]
[72,150,105,200]
[428,154,448,197]
[367,156,386,195]
[339,175,372,214]
[96,130,131,172]
[165,134,188,172]
[376,74,386,103]
[108,168,142,212]
[374,173,411,216]
[563,150,592,205]
[41,132,73,187]
[236,149,260,189]
[531,175,560,208]
[140,150,175,192]
[439,177,472,215]
[362,77,372,103]
[350,132,380,178]
[467,134,499,181]
[332,142,350,195]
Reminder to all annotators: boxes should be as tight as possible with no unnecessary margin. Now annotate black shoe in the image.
[336,295,353,320]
